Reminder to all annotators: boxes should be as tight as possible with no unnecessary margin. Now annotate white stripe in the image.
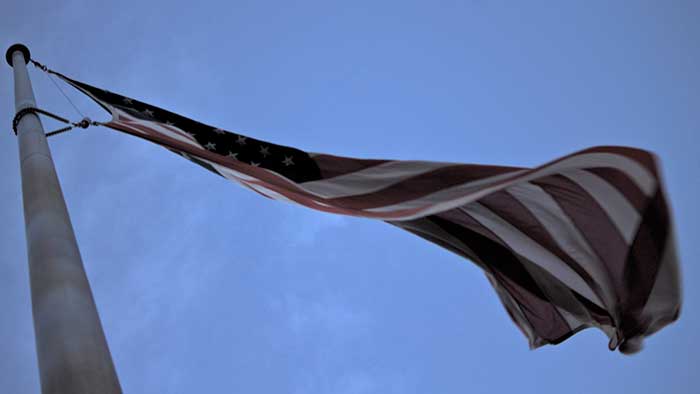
[116,110,200,147]
[208,161,294,203]
[86,92,199,149]
[365,170,526,214]
[561,169,640,244]
[208,161,258,182]
[556,153,656,196]
[246,183,292,201]
[461,202,605,308]
[366,152,656,220]
[300,160,454,198]
[556,307,585,331]
[513,246,598,329]
[204,158,328,207]
[505,182,614,307]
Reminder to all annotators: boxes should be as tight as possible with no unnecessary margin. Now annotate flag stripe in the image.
[485,272,542,347]
[311,154,389,179]
[561,169,640,243]
[490,263,573,343]
[364,151,656,219]
[620,190,670,336]
[478,189,609,307]
[581,146,660,177]
[300,160,455,198]
[326,164,522,209]
[532,175,629,292]
[425,211,576,343]
[639,230,681,335]
[394,216,569,346]
[587,167,648,212]
[455,203,605,307]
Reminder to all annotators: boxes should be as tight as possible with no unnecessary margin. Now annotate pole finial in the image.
[5,43,30,67]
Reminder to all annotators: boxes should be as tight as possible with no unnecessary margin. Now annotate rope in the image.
[46,72,85,118]
[31,59,86,118]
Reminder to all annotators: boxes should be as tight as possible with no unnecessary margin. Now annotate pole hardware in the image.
[12,106,100,137]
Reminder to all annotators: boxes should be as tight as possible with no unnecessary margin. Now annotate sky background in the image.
[1,1,698,393]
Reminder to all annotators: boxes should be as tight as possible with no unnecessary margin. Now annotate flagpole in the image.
[6,44,122,394]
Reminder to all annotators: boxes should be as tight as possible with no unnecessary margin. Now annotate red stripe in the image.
[478,190,608,305]
[327,164,521,210]
[425,209,575,343]
[586,167,647,211]
[532,175,629,294]
[619,189,670,339]
[312,154,388,179]
[580,146,659,177]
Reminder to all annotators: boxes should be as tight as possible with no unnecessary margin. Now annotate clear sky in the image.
[1,1,698,393]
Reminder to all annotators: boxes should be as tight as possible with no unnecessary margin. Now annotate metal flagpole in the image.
[6,44,122,394]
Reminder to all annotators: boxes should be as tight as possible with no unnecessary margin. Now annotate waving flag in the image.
[58,72,680,354]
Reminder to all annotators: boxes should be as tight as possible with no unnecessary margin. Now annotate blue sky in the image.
[1,1,698,393]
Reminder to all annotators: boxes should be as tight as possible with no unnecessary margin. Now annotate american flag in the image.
[59,73,681,354]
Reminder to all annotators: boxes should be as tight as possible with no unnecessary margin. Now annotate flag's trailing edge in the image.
[58,72,681,354]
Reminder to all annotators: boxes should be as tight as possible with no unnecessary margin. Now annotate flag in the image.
[58,73,681,354]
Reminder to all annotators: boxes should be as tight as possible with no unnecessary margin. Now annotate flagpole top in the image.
[5,44,30,67]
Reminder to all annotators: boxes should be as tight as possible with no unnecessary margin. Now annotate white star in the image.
[282,156,294,166]
[165,121,175,126]
[142,108,154,117]
[259,146,270,157]
[185,131,197,138]
[122,97,133,105]
[213,128,226,134]
[227,151,238,160]
[250,161,260,167]
[236,135,247,145]
[205,142,216,151]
